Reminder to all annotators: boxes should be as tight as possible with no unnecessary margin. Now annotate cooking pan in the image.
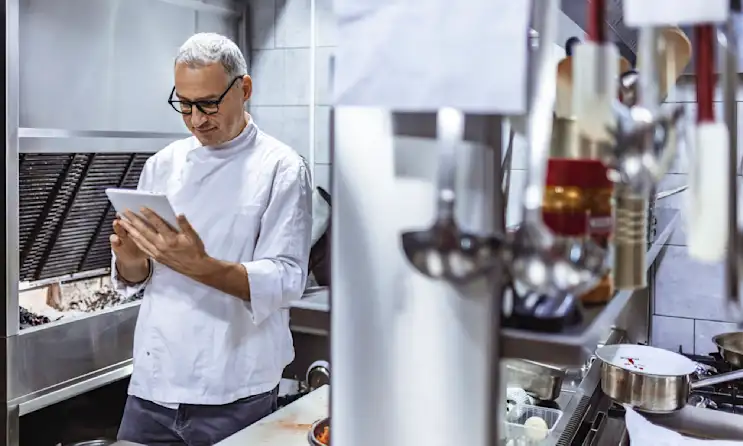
[504,359,565,401]
[596,344,743,413]
[713,331,743,368]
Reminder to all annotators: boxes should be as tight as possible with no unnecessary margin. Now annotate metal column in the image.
[3,0,21,442]
[331,110,505,446]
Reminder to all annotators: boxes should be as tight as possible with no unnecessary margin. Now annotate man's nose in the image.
[190,108,208,127]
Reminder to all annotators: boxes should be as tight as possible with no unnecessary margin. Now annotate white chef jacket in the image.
[111,119,312,406]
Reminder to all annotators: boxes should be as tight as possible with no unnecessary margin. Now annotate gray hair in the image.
[175,33,247,78]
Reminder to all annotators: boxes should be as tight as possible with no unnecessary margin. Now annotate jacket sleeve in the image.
[110,156,156,297]
[242,157,313,325]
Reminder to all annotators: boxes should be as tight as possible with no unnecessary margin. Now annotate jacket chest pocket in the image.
[200,206,262,263]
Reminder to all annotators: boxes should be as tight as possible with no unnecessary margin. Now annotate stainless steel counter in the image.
[217,385,328,446]
[8,302,139,416]
[6,286,330,419]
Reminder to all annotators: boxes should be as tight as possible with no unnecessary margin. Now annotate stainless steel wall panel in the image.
[19,0,240,135]
[19,135,181,154]
[160,0,240,16]
[19,0,194,133]
[19,128,191,139]
[6,0,22,338]
[7,304,139,404]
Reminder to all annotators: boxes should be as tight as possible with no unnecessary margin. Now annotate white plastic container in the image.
[502,404,563,446]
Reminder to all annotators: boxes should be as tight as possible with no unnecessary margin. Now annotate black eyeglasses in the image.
[168,76,242,115]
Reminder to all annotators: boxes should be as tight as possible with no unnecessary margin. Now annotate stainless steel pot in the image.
[713,331,743,368]
[599,347,743,413]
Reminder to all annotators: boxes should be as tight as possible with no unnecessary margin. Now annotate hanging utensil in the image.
[657,27,693,100]
[609,26,688,196]
[687,24,730,263]
[597,344,743,413]
[555,37,579,118]
[612,184,648,290]
[572,0,619,143]
[400,108,504,284]
[507,0,608,297]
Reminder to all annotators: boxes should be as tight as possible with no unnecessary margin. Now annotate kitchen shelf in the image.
[501,210,680,365]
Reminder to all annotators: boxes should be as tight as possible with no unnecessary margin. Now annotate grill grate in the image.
[18,153,151,281]
[556,394,591,446]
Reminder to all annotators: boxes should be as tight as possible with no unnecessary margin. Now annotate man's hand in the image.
[110,218,150,283]
[111,219,149,263]
[118,208,209,277]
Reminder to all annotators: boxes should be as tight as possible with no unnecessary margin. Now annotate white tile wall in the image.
[651,80,743,354]
[651,315,695,354]
[248,0,313,162]
[275,0,312,48]
[311,0,335,186]
[251,0,276,50]
[248,0,333,185]
[695,319,739,355]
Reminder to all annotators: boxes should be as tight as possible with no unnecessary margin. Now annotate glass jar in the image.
[543,158,614,305]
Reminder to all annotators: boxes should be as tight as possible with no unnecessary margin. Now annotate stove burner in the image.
[679,349,743,414]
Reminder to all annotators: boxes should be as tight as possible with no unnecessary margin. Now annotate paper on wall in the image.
[331,0,531,114]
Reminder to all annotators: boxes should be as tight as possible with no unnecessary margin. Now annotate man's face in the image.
[173,62,252,146]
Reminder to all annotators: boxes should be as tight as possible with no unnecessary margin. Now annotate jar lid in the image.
[545,159,613,188]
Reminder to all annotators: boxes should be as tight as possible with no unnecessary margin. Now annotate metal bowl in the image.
[307,417,330,446]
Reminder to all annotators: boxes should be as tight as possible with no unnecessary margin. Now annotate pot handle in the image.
[690,367,743,389]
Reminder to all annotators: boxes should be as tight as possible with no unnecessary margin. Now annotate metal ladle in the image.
[608,29,686,195]
[609,101,685,195]
[400,108,503,284]
[506,0,608,296]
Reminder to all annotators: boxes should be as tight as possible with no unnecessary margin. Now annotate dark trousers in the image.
[117,387,278,446]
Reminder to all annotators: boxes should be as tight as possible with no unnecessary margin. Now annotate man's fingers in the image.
[177,214,196,236]
[123,211,160,245]
[120,219,159,258]
[109,234,122,247]
[112,219,128,238]
[131,238,157,259]
[141,207,177,235]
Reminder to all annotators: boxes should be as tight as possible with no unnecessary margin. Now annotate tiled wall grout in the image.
[249,0,336,172]
[254,46,313,50]
[643,82,743,353]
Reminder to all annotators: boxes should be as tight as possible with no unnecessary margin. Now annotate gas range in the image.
[559,348,743,445]
[681,351,743,414]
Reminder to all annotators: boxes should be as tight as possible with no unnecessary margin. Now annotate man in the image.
[111,32,312,445]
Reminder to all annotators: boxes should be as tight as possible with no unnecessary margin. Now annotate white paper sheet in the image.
[332,0,531,113]
[625,406,743,446]
[623,0,728,27]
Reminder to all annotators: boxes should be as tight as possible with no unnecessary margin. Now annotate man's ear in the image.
[242,75,253,101]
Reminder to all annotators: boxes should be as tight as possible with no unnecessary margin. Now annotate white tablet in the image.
[105,188,179,229]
